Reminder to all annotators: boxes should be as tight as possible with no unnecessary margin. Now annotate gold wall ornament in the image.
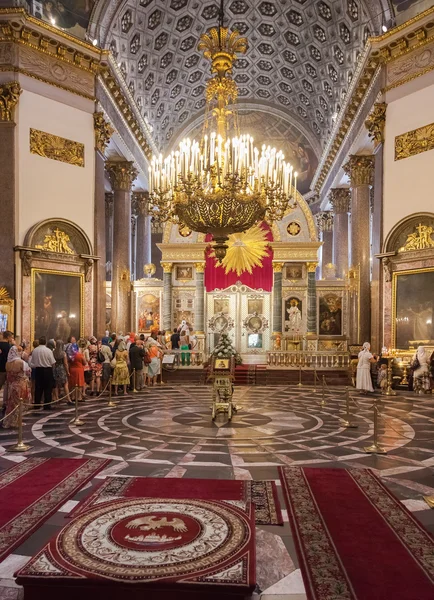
[210,224,270,277]
[273,262,285,273]
[93,112,114,155]
[0,287,10,301]
[287,221,302,236]
[106,161,138,191]
[35,228,75,254]
[307,262,318,273]
[143,263,156,277]
[0,81,21,122]
[329,188,351,214]
[314,212,333,233]
[395,122,434,161]
[161,262,173,274]
[399,223,434,252]
[195,263,206,273]
[29,129,84,167]
[119,268,131,292]
[342,155,374,187]
[365,102,387,147]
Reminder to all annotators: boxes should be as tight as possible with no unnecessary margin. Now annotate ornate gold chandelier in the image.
[148,1,298,260]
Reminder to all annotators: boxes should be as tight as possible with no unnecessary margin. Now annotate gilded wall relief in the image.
[395,122,434,161]
[30,128,85,167]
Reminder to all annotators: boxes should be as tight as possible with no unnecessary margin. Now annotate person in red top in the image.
[68,350,87,401]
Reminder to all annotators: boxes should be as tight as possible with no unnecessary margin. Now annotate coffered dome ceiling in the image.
[89,0,391,189]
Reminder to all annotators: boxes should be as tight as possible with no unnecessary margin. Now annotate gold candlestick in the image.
[383,355,397,397]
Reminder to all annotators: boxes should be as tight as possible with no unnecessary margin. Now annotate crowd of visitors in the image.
[0,329,175,430]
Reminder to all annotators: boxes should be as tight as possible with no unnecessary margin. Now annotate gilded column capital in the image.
[106,161,138,191]
[343,155,374,188]
[329,188,351,214]
[273,262,285,273]
[0,81,22,122]
[307,262,318,273]
[94,112,114,155]
[195,262,205,273]
[161,262,173,273]
[105,192,113,217]
[315,211,333,233]
[131,191,149,216]
[365,103,387,148]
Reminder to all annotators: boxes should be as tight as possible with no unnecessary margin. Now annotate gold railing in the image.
[267,351,351,369]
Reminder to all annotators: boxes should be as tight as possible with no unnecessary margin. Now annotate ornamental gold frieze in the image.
[30,128,85,167]
[270,242,321,262]
[395,122,434,161]
[157,243,209,263]
[365,103,387,147]
[94,112,114,155]
[0,81,21,122]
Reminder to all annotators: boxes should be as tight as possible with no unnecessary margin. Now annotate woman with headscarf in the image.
[356,342,376,393]
[412,345,430,395]
[3,346,31,429]
[112,340,130,395]
[53,339,70,403]
[146,337,163,386]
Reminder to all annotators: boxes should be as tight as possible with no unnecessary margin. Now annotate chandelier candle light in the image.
[148,1,298,260]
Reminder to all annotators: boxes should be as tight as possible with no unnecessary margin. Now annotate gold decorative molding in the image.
[329,188,351,214]
[35,228,75,254]
[195,262,206,273]
[272,262,285,273]
[365,103,387,147]
[30,128,84,167]
[395,122,434,161]
[131,191,149,216]
[157,243,209,262]
[286,221,301,237]
[161,262,173,274]
[270,242,321,262]
[315,212,333,233]
[93,112,114,155]
[0,286,11,301]
[0,81,21,122]
[399,223,434,252]
[106,161,138,191]
[343,155,374,187]
[307,262,318,273]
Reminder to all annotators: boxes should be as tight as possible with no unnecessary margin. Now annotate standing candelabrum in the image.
[400,360,409,385]
[383,353,397,397]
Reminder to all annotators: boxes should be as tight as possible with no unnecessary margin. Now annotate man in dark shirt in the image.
[0,330,15,416]
[170,328,180,350]
[129,340,145,390]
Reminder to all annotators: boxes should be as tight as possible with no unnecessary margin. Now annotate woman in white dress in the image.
[356,342,376,392]
[412,345,430,394]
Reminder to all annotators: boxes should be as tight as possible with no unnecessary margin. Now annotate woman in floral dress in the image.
[4,346,31,429]
[112,340,130,395]
[88,337,102,396]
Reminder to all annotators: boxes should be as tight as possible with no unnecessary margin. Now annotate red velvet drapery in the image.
[204,222,274,291]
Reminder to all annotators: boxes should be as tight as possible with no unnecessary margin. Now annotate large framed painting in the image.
[318,293,342,336]
[392,268,434,348]
[137,293,160,333]
[31,270,83,342]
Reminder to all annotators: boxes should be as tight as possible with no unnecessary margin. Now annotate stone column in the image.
[194,262,205,335]
[93,112,113,337]
[132,192,149,280]
[343,155,374,344]
[130,214,137,282]
[105,193,113,281]
[272,263,284,335]
[329,188,350,279]
[0,82,21,305]
[106,161,137,334]
[306,262,318,336]
[315,212,334,279]
[161,262,173,331]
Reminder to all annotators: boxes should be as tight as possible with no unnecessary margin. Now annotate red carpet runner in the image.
[0,457,109,562]
[279,467,434,600]
[70,476,283,525]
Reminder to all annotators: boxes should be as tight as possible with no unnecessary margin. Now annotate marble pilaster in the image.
[132,192,149,280]
[329,188,350,279]
[0,82,21,304]
[272,263,284,335]
[194,262,205,335]
[315,212,334,279]
[343,155,374,344]
[106,161,137,334]
[105,193,113,281]
[306,262,318,335]
[161,262,173,331]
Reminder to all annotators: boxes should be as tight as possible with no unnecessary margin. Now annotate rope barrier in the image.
[0,403,20,424]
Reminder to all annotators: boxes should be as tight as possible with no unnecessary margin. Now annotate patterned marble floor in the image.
[1,384,434,599]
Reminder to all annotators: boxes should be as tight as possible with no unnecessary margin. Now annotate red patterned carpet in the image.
[279,467,434,600]
[0,457,109,562]
[70,475,282,525]
[16,497,256,600]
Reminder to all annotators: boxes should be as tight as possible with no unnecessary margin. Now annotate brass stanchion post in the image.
[8,398,31,452]
[313,367,317,393]
[340,387,358,428]
[364,400,386,454]
[320,375,326,407]
[297,363,303,387]
[160,357,164,385]
[107,376,117,407]
[70,385,84,426]
[132,369,137,393]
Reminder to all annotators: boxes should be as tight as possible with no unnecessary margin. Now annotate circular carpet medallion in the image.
[54,497,253,582]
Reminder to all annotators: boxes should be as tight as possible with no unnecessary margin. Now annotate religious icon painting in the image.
[214,298,229,314]
[318,294,342,336]
[176,266,193,280]
[285,264,303,280]
[393,268,434,348]
[215,358,230,370]
[137,293,160,333]
[284,297,303,333]
[248,299,263,314]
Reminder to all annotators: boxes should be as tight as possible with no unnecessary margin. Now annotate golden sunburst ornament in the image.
[212,224,270,276]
